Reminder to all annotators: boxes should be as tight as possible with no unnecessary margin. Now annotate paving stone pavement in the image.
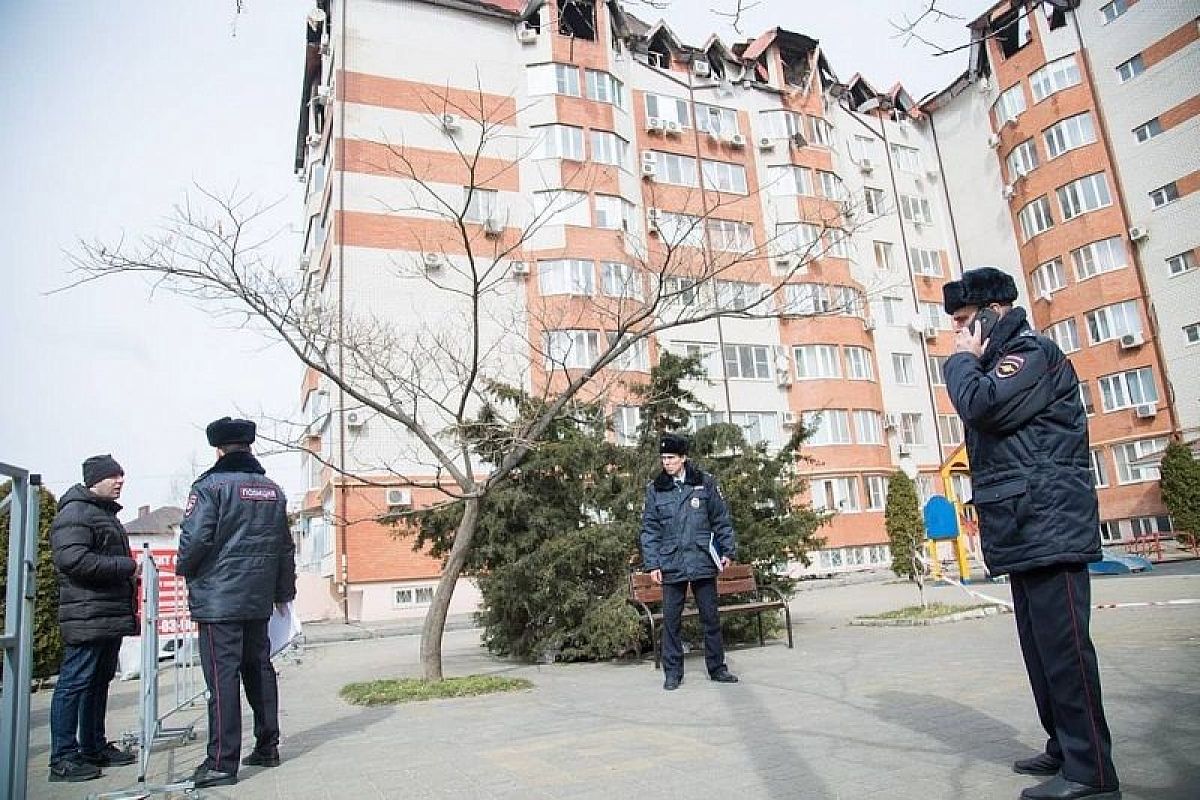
[23,565,1200,799]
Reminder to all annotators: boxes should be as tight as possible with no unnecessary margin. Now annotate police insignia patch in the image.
[995,354,1025,379]
[690,497,701,509]
[184,492,198,517]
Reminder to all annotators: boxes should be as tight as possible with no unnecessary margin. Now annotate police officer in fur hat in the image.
[639,433,739,691]
[178,417,296,788]
[944,268,1119,800]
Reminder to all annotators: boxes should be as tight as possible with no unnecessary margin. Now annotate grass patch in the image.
[861,602,996,621]
[339,675,533,706]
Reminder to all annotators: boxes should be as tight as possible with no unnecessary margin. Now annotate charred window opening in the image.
[558,0,595,41]
[1047,7,1067,30]
[780,49,810,87]
[705,46,726,80]
[647,32,672,68]
[991,4,1032,59]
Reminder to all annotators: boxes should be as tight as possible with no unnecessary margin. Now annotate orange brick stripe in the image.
[340,70,518,124]
[340,139,520,191]
[1159,94,1200,131]
[1177,169,1200,199]
[1141,17,1200,70]
[337,210,517,253]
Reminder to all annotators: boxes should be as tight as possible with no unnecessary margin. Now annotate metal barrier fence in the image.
[1,463,41,800]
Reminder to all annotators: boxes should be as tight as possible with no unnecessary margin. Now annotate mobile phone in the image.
[970,307,1000,341]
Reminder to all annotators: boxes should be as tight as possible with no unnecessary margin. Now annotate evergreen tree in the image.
[885,470,927,607]
[1160,441,1200,551]
[0,481,63,682]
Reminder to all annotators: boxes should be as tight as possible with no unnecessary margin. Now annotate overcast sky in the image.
[0,0,972,520]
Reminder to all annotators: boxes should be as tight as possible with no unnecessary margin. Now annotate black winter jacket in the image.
[50,485,138,645]
[640,463,736,584]
[944,306,1101,576]
[177,451,297,622]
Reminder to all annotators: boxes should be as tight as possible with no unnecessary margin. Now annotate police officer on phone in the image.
[943,268,1118,800]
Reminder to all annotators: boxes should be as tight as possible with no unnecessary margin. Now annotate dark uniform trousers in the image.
[661,578,727,679]
[198,620,280,774]
[1010,564,1117,791]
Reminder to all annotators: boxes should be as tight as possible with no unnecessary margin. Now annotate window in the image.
[804,410,853,446]
[889,144,921,173]
[1100,0,1128,24]
[855,410,884,445]
[1030,56,1081,103]
[766,165,814,196]
[723,344,772,379]
[1080,382,1096,416]
[893,353,915,385]
[794,345,841,379]
[644,92,690,127]
[784,283,832,315]
[1086,300,1142,344]
[1006,139,1040,179]
[1149,182,1180,209]
[900,413,925,445]
[1186,323,1200,344]
[535,124,585,160]
[845,347,874,381]
[730,412,780,448]
[1098,367,1158,412]
[393,585,435,608]
[706,219,754,252]
[594,195,629,231]
[938,414,964,446]
[808,115,834,147]
[590,130,628,168]
[883,297,905,325]
[1090,450,1109,487]
[558,0,595,39]
[850,134,877,165]
[1098,520,1122,543]
[1045,318,1081,353]
[1113,438,1167,483]
[613,405,641,446]
[534,189,590,227]
[1167,251,1197,276]
[527,63,581,96]
[864,188,887,216]
[606,332,649,371]
[992,5,1032,59]
[1072,238,1127,281]
[462,187,498,223]
[899,195,934,225]
[585,70,623,107]
[927,355,947,385]
[544,329,599,368]
[950,474,972,505]
[680,342,720,376]
[833,285,865,317]
[652,151,698,187]
[713,280,767,311]
[1018,196,1054,242]
[874,241,895,270]
[1132,515,1173,538]
[817,171,846,200]
[826,229,851,259]
[1033,258,1067,297]
[702,160,748,194]
[696,103,739,136]
[811,476,859,512]
[920,301,948,331]
[1058,173,1112,220]
[601,262,642,299]
[775,223,821,260]
[1133,118,1163,143]
[758,110,805,139]
[865,476,887,510]
[910,247,943,276]
[538,259,594,296]
[992,84,1026,128]
[1044,116,1096,162]
[655,211,705,248]
[1116,54,1145,83]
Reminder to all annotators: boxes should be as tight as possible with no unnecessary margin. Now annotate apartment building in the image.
[291,0,1196,621]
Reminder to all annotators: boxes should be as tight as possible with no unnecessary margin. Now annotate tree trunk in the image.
[419,495,481,681]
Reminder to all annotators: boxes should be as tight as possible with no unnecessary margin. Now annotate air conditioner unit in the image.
[423,252,443,271]
[1118,332,1144,349]
[1037,287,1053,302]
[305,132,322,148]
[897,442,912,456]
[987,134,1001,148]
[758,136,775,151]
[782,411,799,426]
[863,318,877,331]
[516,22,537,43]
[641,162,658,179]
[728,132,747,148]
[345,410,365,429]
[1002,184,1016,199]
[510,260,530,276]
[777,372,793,387]
[691,60,711,78]
[483,217,504,236]
[923,325,939,340]
[646,208,662,232]
[925,167,939,180]
[664,120,682,136]
[1128,226,1148,242]
[441,113,461,132]
[646,117,665,133]
[884,413,900,429]
[859,158,874,174]
[386,488,413,508]
[790,132,808,148]
[315,85,334,106]
[1134,403,1157,419]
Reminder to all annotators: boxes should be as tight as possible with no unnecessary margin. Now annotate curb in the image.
[302,615,482,645]
[849,605,1010,627]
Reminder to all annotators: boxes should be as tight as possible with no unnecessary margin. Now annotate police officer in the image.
[178,417,296,788]
[944,268,1119,800]
[639,433,739,691]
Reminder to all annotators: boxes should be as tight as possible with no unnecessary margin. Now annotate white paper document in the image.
[708,533,724,572]
[269,602,303,657]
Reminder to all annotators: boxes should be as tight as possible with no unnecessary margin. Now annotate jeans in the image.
[49,638,123,763]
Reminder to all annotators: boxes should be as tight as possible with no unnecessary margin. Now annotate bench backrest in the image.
[629,564,757,605]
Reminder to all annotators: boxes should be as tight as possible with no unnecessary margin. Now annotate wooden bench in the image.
[627,564,793,669]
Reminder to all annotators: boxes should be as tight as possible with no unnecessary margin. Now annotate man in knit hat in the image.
[944,267,1119,800]
[47,455,139,782]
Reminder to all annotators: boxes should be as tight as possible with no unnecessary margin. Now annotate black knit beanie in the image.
[82,454,124,487]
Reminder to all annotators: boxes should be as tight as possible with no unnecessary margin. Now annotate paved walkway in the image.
[24,565,1200,799]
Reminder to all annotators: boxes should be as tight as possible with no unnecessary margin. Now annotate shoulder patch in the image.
[995,354,1026,379]
[183,492,198,517]
[239,485,279,502]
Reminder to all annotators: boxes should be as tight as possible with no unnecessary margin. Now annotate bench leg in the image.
[782,604,794,649]
[756,611,764,647]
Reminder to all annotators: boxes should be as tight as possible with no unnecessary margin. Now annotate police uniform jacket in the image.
[50,485,138,645]
[177,450,297,622]
[640,462,736,584]
[944,306,1101,576]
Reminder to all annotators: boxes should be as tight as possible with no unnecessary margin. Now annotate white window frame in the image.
[1018,196,1054,242]
[1149,182,1180,209]
[1086,300,1142,345]
[893,353,915,385]
[605,332,650,372]
[1032,258,1067,296]
[590,130,629,168]
[1072,237,1127,282]
[1099,0,1128,25]
[766,165,814,197]
[937,414,964,446]
[652,151,699,187]
[1133,118,1163,143]
[855,410,884,445]
[882,297,905,325]
[794,344,842,379]
[462,187,499,223]
[601,262,643,300]
[928,355,947,385]
[889,144,921,173]
[900,413,925,446]
[644,92,691,127]
[534,189,589,227]
[701,159,748,194]
[758,110,804,139]
[723,343,772,380]
[1114,438,1167,484]
[864,188,888,216]
[1090,449,1109,488]
[613,405,642,446]
[1029,55,1081,103]
[812,476,860,513]
[696,103,739,136]
[585,69,624,107]
[865,475,887,510]
[538,259,595,296]
[1167,251,1198,276]
[544,329,599,369]
[1116,54,1145,83]
[874,241,895,271]
[992,83,1026,128]
[1098,367,1158,412]
[899,194,934,225]
[817,171,846,200]
[1006,139,1040,179]
[844,346,874,381]
[707,219,754,252]
[910,247,943,276]
[1057,173,1112,221]
[803,410,853,446]
[1043,113,1096,159]
[593,194,632,231]
[1045,318,1081,353]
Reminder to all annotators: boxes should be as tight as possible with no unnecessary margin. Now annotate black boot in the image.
[191,765,238,788]
[243,747,281,767]
[1020,775,1120,799]
[1013,753,1062,776]
[48,758,102,783]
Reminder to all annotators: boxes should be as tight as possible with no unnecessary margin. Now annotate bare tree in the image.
[65,84,881,680]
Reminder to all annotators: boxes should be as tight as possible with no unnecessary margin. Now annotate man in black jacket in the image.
[944,268,1119,800]
[178,417,296,788]
[639,433,738,691]
[48,454,139,782]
